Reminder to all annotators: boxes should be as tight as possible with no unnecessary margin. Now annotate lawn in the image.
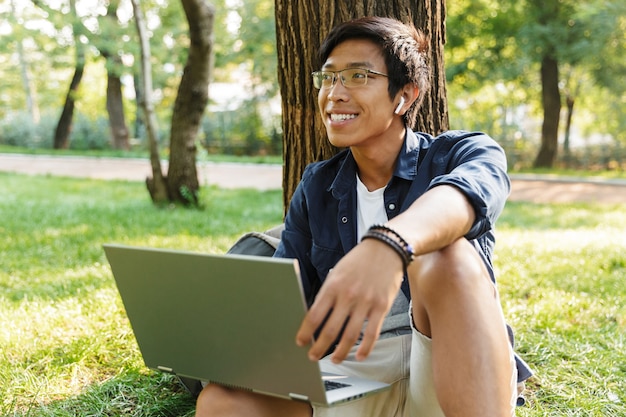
[1,173,624,416]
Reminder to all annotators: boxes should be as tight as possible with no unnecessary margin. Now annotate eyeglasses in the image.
[311,68,388,89]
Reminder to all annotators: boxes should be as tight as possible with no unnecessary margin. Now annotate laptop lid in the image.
[103,244,389,406]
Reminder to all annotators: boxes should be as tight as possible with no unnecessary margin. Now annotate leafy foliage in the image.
[446,0,626,154]
[1,0,281,155]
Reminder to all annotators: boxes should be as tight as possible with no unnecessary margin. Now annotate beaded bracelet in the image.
[361,228,413,269]
[369,224,411,249]
[368,224,415,264]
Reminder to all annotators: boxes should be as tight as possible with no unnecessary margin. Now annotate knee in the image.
[410,238,492,299]
[195,384,238,417]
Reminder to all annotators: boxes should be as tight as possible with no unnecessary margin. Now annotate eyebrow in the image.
[321,61,375,70]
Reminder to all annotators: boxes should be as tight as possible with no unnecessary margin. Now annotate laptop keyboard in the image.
[324,380,351,391]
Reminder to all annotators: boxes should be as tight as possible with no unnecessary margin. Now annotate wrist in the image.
[361,224,414,270]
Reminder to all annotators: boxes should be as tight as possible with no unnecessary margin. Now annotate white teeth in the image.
[330,113,357,122]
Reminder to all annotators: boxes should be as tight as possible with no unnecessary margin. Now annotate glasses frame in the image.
[311,68,388,89]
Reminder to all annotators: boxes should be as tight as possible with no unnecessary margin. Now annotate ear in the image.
[394,85,419,116]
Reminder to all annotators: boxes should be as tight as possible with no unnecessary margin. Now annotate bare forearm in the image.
[386,185,475,256]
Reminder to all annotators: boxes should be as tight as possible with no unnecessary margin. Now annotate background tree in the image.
[131,0,168,204]
[527,0,569,168]
[31,0,131,150]
[150,0,215,206]
[446,0,626,168]
[100,0,131,150]
[47,0,85,149]
[2,0,623,173]
[274,0,449,209]
[131,0,189,136]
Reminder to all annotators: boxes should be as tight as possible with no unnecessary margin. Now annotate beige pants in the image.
[313,322,518,416]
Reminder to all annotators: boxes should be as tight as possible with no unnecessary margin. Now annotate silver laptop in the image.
[103,244,390,406]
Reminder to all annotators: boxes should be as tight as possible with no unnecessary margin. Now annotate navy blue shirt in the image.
[275,129,532,381]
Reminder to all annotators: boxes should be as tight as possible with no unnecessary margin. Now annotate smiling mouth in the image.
[329,113,357,122]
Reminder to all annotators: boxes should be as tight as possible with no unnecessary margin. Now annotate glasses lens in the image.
[312,69,371,89]
[312,71,332,89]
[341,69,368,88]
[312,72,322,89]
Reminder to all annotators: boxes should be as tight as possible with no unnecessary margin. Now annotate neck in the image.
[352,126,406,191]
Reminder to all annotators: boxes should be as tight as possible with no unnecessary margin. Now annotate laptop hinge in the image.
[289,393,309,402]
[157,365,174,374]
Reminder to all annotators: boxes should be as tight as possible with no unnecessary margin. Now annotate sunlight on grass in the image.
[1,286,141,410]
[495,203,626,416]
[1,173,282,416]
[1,173,625,416]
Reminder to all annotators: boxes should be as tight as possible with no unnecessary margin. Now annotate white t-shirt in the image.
[356,174,411,338]
[356,174,388,239]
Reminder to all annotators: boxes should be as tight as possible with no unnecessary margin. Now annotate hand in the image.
[295,239,404,363]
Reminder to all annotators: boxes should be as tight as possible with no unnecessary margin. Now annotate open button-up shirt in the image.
[274,129,532,381]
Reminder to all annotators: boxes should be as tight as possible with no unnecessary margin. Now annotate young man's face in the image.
[317,39,401,149]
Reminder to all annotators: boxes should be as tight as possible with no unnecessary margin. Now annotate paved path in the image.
[0,153,282,191]
[1,153,625,204]
[505,175,626,204]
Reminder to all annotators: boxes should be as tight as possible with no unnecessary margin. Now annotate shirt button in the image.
[341,216,348,223]
[388,203,396,210]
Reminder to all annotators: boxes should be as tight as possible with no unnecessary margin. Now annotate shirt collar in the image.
[329,151,357,199]
[393,129,420,181]
[329,129,421,197]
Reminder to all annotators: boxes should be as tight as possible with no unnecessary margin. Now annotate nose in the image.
[326,76,349,101]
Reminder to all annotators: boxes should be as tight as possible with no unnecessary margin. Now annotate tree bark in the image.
[534,55,561,168]
[105,65,131,150]
[274,0,449,211]
[103,0,130,150]
[563,94,574,167]
[133,71,146,140]
[167,0,215,205]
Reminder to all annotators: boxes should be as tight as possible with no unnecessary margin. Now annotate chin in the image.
[326,135,351,148]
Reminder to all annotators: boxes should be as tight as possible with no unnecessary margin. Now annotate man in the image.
[196,16,531,417]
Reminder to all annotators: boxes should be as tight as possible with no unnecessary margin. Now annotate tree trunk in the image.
[534,55,561,168]
[275,0,449,211]
[167,0,215,205]
[54,66,83,149]
[133,71,146,140]
[103,0,130,151]
[563,94,574,167]
[106,66,131,150]
[53,0,84,150]
[131,0,169,204]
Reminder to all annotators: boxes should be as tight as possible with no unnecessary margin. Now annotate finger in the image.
[295,270,342,347]
[306,304,352,360]
[354,309,386,361]
[295,290,336,347]
[330,309,369,363]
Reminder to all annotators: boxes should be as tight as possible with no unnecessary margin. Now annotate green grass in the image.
[496,202,626,416]
[0,173,283,416]
[1,173,625,416]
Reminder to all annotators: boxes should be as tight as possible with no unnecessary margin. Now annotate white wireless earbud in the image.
[394,97,405,115]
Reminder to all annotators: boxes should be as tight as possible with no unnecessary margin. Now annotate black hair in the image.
[319,16,430,126]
